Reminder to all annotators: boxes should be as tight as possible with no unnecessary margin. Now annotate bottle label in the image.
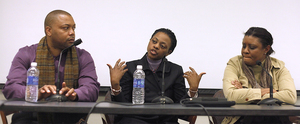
[27,76,39,85]
[133,79,145,88]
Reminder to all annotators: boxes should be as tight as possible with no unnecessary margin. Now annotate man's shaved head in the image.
[44,10,72,33]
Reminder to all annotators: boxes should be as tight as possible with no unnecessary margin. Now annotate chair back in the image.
[102,90,114,124]
[212,89,226,124]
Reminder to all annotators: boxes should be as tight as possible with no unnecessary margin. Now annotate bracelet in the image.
[187,90,198,98]
[111,86,122,92]
[111,86,122,96]
[189,89,198,93]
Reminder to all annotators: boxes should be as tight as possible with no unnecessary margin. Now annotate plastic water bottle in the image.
[132,65,145,104]
[25,62,39,102]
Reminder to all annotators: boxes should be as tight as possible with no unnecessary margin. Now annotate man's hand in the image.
[59,82,77,101]
[38,85,57,100]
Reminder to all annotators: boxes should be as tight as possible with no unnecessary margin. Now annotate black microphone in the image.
[256,60,283,105]
[151,58,174,104]
[47,38,82,102]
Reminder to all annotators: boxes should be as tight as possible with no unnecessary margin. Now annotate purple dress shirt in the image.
[3,44,100,102]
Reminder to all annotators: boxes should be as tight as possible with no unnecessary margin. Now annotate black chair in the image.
[212,89,226,124]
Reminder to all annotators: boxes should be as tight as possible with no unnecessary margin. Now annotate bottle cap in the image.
[137,65,143,70]
[31,62,37,67]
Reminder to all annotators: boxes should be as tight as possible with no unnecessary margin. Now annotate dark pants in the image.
[115,117,179,124]
[235,116,292,124]
[12,111,86,124]
[12,112,38,124]
[114,115,179,124]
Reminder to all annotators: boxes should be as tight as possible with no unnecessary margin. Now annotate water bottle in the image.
[132,65,145,104]
[25,62,39,102]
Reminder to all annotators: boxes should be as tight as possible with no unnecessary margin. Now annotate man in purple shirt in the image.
[3,10,100,123]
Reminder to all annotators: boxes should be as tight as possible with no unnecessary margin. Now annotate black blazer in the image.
[112,53,187,103]
[112,53,188,124]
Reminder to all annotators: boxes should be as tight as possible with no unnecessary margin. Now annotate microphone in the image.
[47,39,82,102]
[151,58,174,104]
[256,60,283,105]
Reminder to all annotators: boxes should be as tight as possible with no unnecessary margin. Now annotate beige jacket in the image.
[222,55,297,124]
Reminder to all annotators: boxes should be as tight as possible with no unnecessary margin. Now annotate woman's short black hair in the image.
[151,28,177,54]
